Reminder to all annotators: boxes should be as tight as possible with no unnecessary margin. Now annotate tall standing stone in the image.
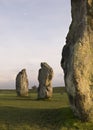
[16,69,29,96]
[61,0,93,121]
[38,62,53,99]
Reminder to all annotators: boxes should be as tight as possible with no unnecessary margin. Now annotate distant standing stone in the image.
[38,62,54,99]
[16,69,29,96]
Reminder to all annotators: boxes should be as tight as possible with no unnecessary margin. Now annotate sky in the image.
[0,0,71,89]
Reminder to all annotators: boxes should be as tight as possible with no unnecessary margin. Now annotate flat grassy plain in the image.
[0,87,93,130]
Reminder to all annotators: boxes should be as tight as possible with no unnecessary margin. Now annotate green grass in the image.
[0,88,93,130]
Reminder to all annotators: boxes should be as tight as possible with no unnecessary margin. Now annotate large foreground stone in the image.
[16,69,29,96]
[38,62,53,99]
[61,0,93,121]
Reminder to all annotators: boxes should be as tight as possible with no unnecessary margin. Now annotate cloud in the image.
[24,12,28,16]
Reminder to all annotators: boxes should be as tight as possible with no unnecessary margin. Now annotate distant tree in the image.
[32,85,37,90]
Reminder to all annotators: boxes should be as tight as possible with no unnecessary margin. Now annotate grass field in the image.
[0,87,93,130]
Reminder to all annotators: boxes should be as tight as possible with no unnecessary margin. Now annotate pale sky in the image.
[0,0,71,89]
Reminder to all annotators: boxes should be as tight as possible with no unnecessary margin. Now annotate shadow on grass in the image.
[0,96,38,101]
[0,106,79,130]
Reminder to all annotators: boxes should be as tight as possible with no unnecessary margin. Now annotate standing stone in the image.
[61,0,93,121]
[38,62,53,99]
[16,69,29,96]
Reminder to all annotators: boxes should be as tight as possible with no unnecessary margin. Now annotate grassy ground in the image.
[0,88,93,130]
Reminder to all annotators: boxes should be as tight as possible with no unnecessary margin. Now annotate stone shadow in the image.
[0,106,79,130]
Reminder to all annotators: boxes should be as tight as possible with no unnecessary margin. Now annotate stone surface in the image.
[38,62,53,99]
[61,0,93,121]
[16,69,29,96]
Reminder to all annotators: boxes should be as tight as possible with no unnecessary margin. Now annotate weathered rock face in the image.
[61,0,93,121]
[16,69,29,96]
[38,62,53,99]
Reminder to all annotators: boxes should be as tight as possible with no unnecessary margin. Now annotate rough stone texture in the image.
[38,62,53,99]
[16,69,29,96]
[61,0,93,121]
